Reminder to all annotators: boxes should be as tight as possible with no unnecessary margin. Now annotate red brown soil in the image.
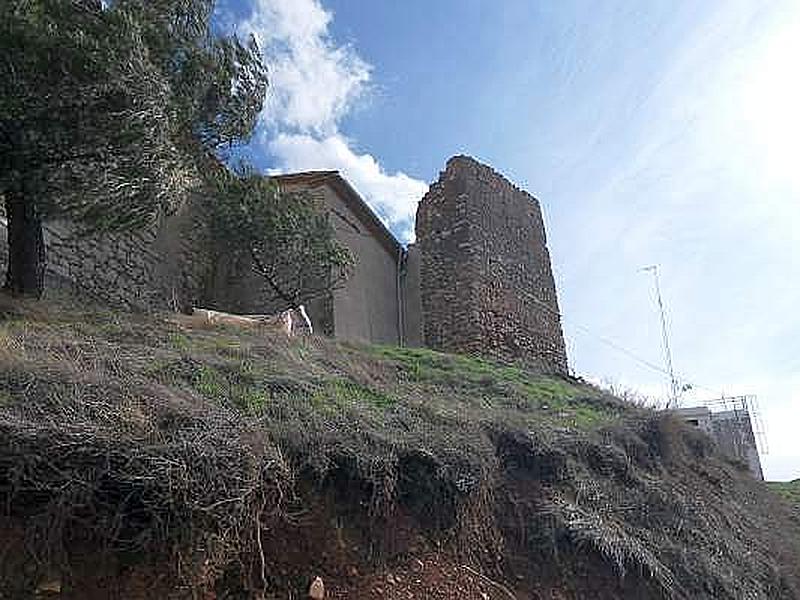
[328,552,547,600]
[1,511,556,599]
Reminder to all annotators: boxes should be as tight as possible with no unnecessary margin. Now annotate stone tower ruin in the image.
[0,152,570,373]
[415,156,568,373]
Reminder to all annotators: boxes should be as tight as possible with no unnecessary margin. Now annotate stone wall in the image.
[415,156,568,373]
[0,159,570,371]
[0,200,208,311]
[322,184,403,345]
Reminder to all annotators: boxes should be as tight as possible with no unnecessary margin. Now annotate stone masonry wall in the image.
[0,199,208,311]
[415,156,568,373]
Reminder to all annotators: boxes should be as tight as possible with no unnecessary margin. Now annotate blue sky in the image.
[217,0,800,480]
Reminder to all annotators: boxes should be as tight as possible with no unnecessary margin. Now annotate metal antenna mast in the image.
[642,265,679,407]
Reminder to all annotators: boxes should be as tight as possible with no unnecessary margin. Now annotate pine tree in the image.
[211,167,353,312]
[0,0,267,297]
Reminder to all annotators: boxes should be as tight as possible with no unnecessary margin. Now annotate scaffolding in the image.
[701,395,769,456]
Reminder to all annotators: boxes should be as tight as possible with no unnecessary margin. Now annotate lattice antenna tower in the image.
[642,265,680,408]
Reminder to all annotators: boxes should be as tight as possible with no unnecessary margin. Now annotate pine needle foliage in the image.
[210,166,353,310]
[0,0,268,295]
[2,1,191,230]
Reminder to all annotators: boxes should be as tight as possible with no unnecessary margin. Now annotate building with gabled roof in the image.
[0,156,569,373]
[204,169,415,346]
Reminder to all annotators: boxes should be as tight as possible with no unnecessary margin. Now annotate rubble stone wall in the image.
[0,200,208,311]
[415,156,568,373]
[0,157,570,370]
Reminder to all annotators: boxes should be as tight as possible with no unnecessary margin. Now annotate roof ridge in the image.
[270,170,405,255]
[271,170,339,179]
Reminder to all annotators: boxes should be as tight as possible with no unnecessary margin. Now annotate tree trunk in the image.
[3,193,46,298]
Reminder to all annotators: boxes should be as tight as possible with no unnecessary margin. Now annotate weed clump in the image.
[0,295,797,599]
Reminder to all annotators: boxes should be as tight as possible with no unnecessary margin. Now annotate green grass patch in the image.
[194,364,229,398]
[193,362,270,412]
[565,402,610,428]
[769,480,800,508]
[148,358,268,414]
[187,333,253,358]
[311,378,395,411]
[167,332,191,352]
[364,344,606,427]
[368,344,572,392]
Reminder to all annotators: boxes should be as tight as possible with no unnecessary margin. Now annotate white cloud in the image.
[241,0,370,135]
[269,134,428,242]
[238,0,426,243]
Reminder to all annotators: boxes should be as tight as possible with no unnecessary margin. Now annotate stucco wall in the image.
[200,185,335,334]
[401,244,423,347]
[676,405,764,480]
[203,179,403,345]
[202,239,290,314]
[416,156,568,373]
[322,185,402,345]
[711,410,764,480]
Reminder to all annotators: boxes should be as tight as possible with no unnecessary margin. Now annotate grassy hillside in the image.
[770,480,800,517]
[0,293,798,599]
[770,480,800,503]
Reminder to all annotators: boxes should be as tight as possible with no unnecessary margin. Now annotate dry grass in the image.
[0,292,798,599]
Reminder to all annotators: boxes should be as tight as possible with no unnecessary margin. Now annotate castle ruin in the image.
[0,156,569,373]
[415,156,568,372]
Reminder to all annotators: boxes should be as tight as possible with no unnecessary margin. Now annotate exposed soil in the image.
[330,553,523,599]
[1,296,799,599]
